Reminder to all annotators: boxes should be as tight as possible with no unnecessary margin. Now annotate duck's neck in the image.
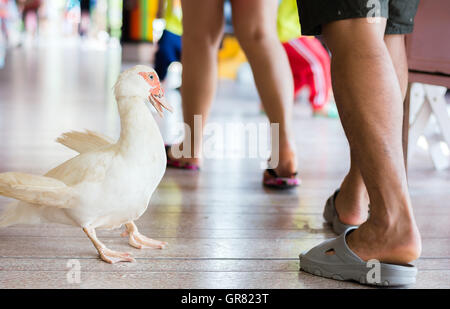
[116,96,162,157]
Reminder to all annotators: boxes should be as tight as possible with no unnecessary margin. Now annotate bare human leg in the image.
[168,0,224,166]
[322,18,421,264]
[231,0,297,177]
[334,34,410,226]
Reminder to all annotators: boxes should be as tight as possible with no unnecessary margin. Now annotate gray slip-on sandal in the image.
[299,228,418,286]
[323,189,358,235]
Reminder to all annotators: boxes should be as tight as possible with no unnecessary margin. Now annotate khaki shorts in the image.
[296,0,420,35]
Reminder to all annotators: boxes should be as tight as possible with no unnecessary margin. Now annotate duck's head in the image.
[114,65,172,117]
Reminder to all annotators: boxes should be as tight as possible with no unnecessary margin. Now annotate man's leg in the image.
[385,34,409,97]
[334,34,409,226]
[334,33,410,226]
[323,18,421,264]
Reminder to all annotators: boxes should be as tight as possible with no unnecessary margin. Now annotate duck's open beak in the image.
[149,87,173,117]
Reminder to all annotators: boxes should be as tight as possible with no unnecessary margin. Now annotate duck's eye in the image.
[149,74,154,80]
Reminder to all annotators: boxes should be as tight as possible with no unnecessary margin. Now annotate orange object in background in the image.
[128,0,158,42]
[218,36,247,80]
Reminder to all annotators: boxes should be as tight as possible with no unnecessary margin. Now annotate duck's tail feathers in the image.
[0,201,42,228]
[56,130,114,153]
[0,201,26,228]
[0,202,14,227]
[0,172,75,208]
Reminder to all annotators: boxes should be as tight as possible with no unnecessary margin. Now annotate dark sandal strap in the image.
[165,145,172,161]
[265,168,298,179]
[165,144,200,170]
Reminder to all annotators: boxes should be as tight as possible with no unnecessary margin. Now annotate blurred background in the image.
[0,0,448,168]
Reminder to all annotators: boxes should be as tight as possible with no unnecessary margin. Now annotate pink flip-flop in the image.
[165,145,200,171]
[263,168,300,189]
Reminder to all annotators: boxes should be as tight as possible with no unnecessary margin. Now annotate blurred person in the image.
[0,0,7,68]
[79,0,90,37]
[17,0,41,39]
[0,0,9,43]
[66,0,81,37]
[277,0,336,118]
[154,0,182,83]
[166,0,299,189]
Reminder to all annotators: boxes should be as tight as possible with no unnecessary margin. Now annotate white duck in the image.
[0,65,172,263]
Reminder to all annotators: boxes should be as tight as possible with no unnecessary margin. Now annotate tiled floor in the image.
[0,44,449,288]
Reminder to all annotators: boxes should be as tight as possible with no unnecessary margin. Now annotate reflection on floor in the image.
[0,45,449,289]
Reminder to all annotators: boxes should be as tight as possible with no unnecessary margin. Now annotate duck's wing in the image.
[56,130,114,153]
[0,172,75,208]
[45,149,115,186]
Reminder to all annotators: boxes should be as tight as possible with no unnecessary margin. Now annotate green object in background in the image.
[108,0,123,38]
[141,0,147,39]
[313,102,339,119]
[277,0,302,42]
[164,0,183,36]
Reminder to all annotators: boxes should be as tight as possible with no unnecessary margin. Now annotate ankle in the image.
[359,218,422,262]
[368,190,413,225]
[341,169,368,198]
[275,150,297,176]
[169,144,201,163]
[335,197,368,226]
[335,181,369,225]
[347,216,422,263]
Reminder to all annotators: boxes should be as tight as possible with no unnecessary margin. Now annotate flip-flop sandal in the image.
[323,189,359,235]
[165,145,200,171]
[299,227,417,286]
[263,169,301,189]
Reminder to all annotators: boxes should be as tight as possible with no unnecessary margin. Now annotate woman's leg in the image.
[231,0,297,177]
[169,0,224,165]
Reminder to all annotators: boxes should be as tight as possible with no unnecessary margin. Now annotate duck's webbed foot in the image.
[98,247,135,264]
[122,221,168,249]
[83,227,135,264]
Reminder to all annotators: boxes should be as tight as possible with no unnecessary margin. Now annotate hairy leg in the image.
[323,18,421,264]
[231,0,297,176]
[335,34,409,226]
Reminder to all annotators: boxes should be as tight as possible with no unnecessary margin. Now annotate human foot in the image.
[323,189,359,234]
[269,144,298,177]
[165,144,201,170]
[334,174,370,226]
[300,227,419,286]
[264,145,299,188]
[263,168,300,189]
[346,216,422,265]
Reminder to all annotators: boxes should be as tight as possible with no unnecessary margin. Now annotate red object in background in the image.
[282,37,332,110]
[0,0,8,18]
[23,0,41,11]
